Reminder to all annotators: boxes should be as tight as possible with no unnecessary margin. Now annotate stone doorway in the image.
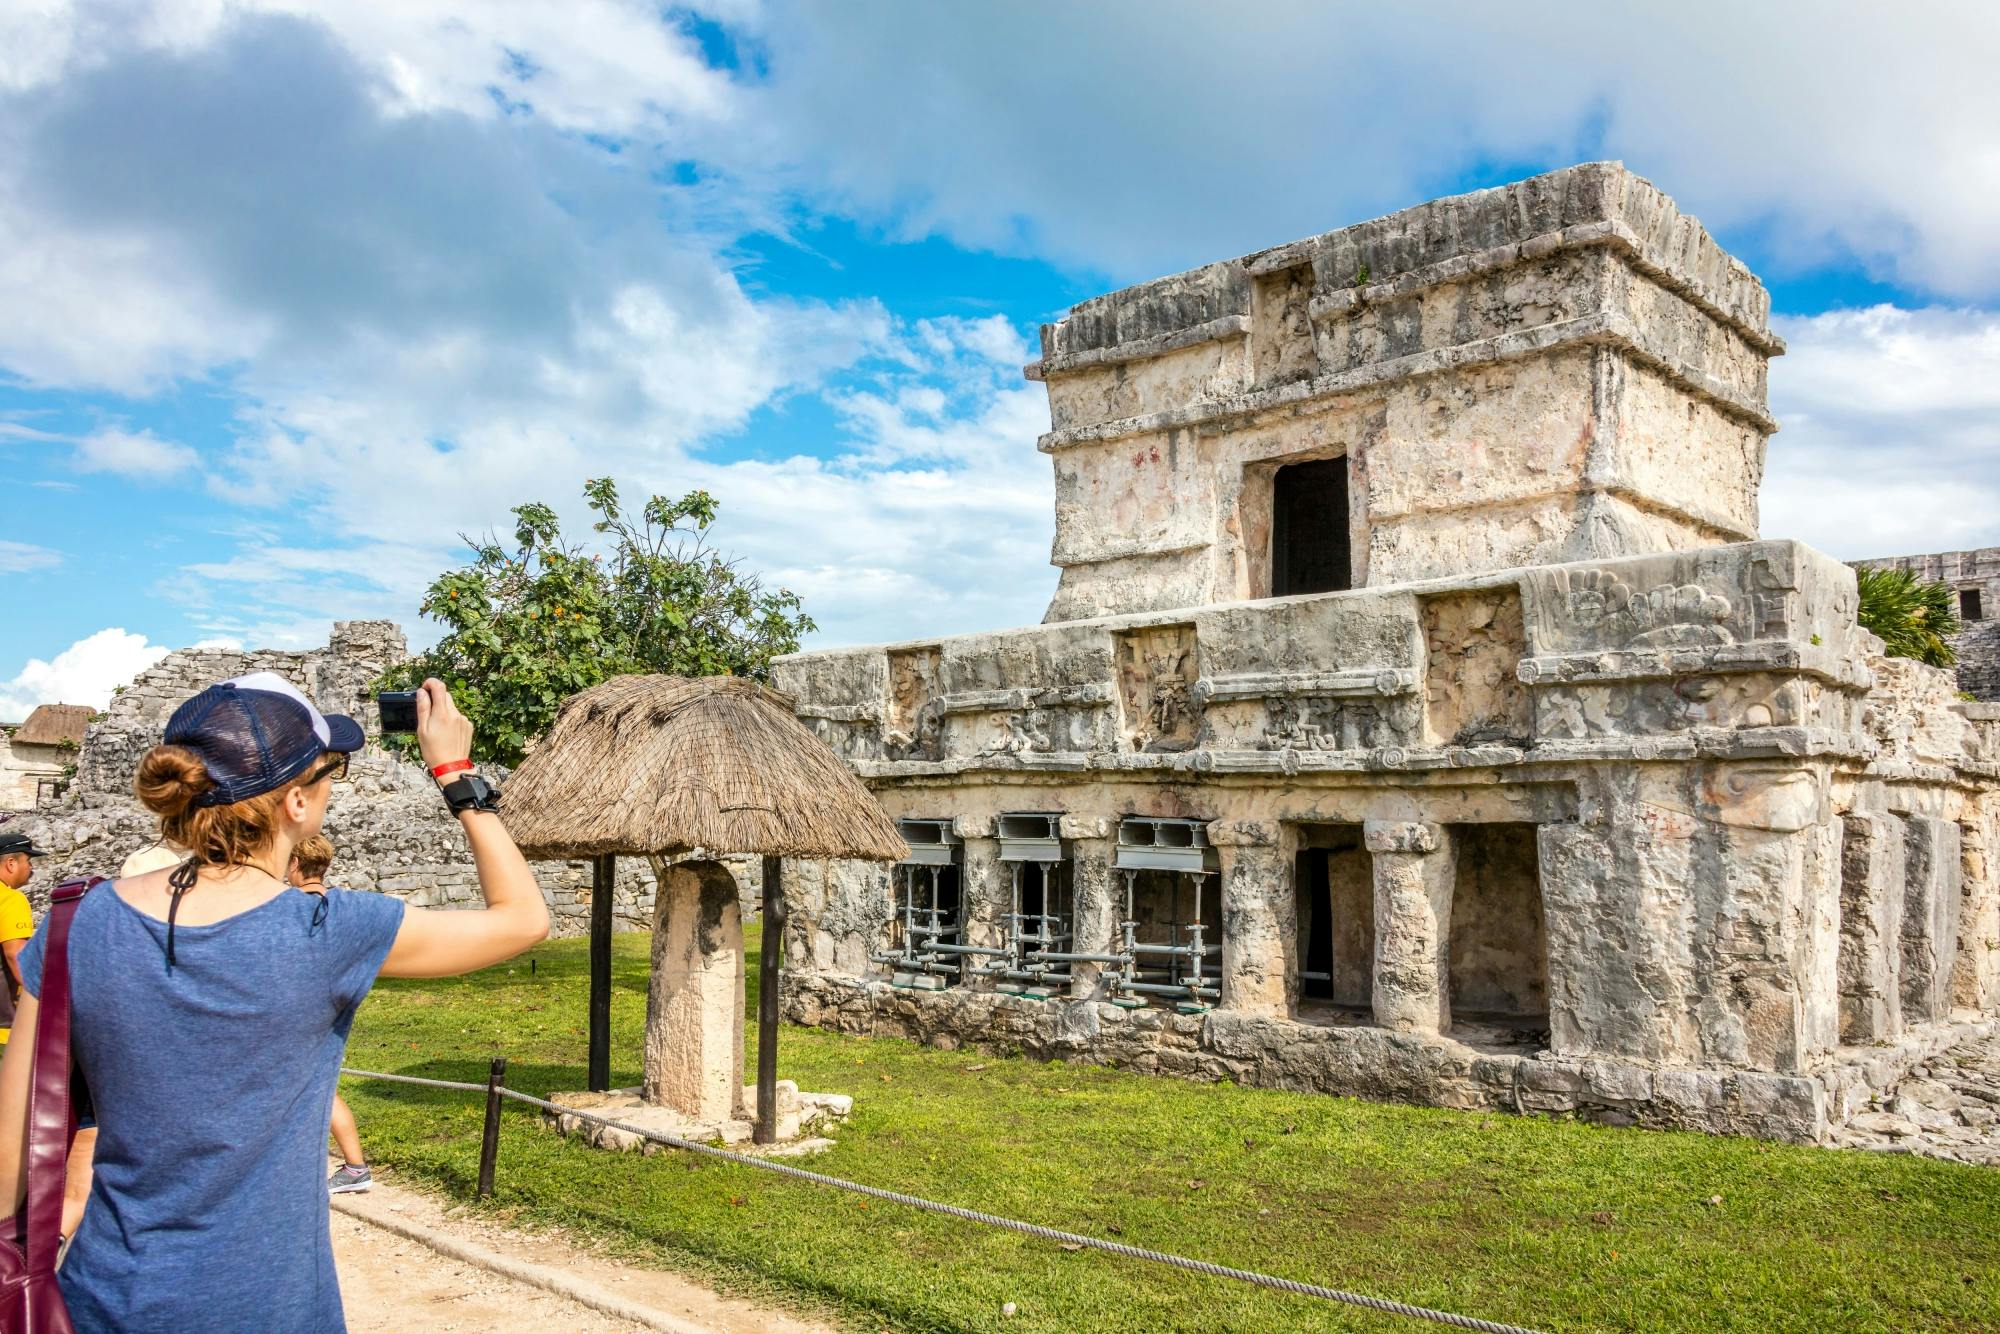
[1446,823,1549,1042]
[1294,824,1373,1021]
[1270,457,1352,597]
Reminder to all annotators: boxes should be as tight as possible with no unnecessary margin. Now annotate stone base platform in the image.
[785,973,2000,1147]
[543,1080,853,1158]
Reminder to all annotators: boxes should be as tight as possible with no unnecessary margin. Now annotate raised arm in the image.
[380,680,550,978]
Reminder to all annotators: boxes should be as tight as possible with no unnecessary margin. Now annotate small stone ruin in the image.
[771,163,2000,1145]
[11,621,755,929]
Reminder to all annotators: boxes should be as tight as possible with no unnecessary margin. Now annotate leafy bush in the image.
[1855,566,1960,667]
[384,477,814,765]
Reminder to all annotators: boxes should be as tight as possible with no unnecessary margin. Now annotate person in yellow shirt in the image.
[0,829,46,1045]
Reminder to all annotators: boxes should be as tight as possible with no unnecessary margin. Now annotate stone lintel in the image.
[1363,820,1440,855]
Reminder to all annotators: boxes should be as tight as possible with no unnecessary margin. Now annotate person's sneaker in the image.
[327,1164,372,1195]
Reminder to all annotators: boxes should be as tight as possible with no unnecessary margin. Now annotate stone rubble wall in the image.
[1856,547,2000,701]
[15,620,770,929]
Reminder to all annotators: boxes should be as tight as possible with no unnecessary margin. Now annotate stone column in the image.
[1955,806,2000,1013]
[954,815,1003,991]
[644,860,745,1122]
[1060,816,1116,999]
[1210,819,1294,1018]
[1902,815,1964,1023]
[1366,821,1455,1034]
[1837,812,1905,1042]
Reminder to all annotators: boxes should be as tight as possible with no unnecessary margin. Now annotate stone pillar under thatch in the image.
[645,861,747,1122]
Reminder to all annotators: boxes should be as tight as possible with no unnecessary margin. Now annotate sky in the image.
[3,1,1998,717]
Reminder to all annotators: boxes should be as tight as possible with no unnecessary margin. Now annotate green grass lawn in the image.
[341,929,2000,1333]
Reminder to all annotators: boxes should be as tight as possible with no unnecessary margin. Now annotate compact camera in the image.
[376,690,419,734]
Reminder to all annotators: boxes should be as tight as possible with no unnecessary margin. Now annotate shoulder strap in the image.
[22,876,101,1272]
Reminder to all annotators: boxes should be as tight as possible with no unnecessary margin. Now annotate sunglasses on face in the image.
[303,752,350,786]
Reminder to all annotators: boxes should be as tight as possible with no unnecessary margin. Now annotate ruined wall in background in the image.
[12,621,774,931]
[1856,548,2000,701]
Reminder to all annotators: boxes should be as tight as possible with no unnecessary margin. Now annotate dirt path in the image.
[331,1166,839,1334]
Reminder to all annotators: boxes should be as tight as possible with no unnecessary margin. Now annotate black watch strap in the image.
[440,773,501,814]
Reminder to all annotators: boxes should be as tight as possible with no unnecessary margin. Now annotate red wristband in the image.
[430,759,475,779]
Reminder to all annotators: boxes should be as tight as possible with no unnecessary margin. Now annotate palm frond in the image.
[1856,566,1961,667]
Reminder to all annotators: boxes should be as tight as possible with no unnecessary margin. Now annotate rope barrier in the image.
[340,1066,1545,1334]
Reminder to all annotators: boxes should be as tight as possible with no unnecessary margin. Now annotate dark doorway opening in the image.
[1295,825,1373,1021]
[1961,588,1984,622]
[1271,458,1352,597]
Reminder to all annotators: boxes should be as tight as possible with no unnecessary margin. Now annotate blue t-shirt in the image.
[21,882,405,1333]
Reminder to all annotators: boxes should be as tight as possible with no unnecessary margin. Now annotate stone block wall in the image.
[1028,163,1782,623]
[772,537,2000,1142]
[1855,547,2000,700]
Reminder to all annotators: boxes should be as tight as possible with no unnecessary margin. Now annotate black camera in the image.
[377,690,419,734]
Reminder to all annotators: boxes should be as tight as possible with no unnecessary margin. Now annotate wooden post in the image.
[754,854,786,1145]
[589,853,614,1092]
[476,1056,508,1199]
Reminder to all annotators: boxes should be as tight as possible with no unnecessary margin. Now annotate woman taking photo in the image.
[0,673,548,1332]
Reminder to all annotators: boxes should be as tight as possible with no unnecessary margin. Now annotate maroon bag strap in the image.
[21,877,99,1273]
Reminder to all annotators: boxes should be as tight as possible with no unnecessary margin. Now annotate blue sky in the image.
[3,1,1998,715]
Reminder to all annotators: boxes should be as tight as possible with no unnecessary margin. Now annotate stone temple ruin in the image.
[772,163,2000,1143]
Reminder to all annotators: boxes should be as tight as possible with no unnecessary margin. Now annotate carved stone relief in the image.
[1421,589,1532,747]
[1116,623,1203,752]
[885,647,943,761]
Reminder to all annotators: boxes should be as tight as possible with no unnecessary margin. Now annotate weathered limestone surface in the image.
[783,973,1828,1143]
[1210,821,1291,1019]
[771,165,2000,1146]
[1365,821,1453,1034]
[644,861,745,1120]
[1030,163,1781,624]
[1902,816,1964,1025]
[1957,803,2000,1012]
[1838,813,1906,1042]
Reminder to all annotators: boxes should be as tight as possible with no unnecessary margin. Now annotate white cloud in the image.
[0,0,737,132]
[0,627,169,717]
[1763,306,2000,559]
[0,540,60,573]
[73,427,198,479]
[721,1,2000,297]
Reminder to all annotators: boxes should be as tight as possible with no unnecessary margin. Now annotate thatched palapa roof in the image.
[502,674,907,863]
[13,704,92,748]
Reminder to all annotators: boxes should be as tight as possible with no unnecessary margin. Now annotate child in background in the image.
[288,834,372,1195]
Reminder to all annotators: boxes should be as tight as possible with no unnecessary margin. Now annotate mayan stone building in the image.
[772,162,2000,1143]
[1857,547,2000,701]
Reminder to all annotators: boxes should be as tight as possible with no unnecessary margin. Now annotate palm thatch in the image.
[502,674,907,863]
[13,704,92,748]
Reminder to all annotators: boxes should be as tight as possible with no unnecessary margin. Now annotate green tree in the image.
[1855,566,1960,668]
[385,477,814,765]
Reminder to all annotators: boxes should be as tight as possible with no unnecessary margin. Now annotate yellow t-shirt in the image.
[0,883,35,1044]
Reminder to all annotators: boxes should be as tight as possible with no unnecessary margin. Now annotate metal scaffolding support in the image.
[1099,816,1222,1011]
[872,818,1003,989]
[982,813,1073,998]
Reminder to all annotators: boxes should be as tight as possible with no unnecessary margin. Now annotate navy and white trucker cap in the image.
[164,671,365,807]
